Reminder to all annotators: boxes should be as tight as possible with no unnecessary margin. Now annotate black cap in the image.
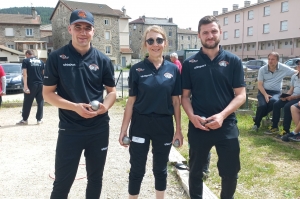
[70,9,94,26]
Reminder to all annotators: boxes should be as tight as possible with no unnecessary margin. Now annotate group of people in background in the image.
[251,52,300,142]
[1,7,298,199]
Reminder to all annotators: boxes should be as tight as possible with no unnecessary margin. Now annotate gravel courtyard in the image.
[0,104,189,199]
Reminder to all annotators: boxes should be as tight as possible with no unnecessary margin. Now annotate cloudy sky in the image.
[1,0,255,31]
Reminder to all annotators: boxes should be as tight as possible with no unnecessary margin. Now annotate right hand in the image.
[189,115,210,131]
[264,94,272,103]
[119,131,129,147]
[74,103,98,118]
[24,88,30,94]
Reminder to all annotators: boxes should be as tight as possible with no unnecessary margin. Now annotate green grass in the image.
[115,99,300,198]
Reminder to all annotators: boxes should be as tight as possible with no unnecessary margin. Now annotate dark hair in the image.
[268,52,279,61]
[198,15,221,33]
[25,50,34,56]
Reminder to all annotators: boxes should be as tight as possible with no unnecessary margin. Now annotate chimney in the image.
[233,4,239,10]
[189,27,191,30]
[213,11,218,16]
[169,18,173,23]
[142,15,145,21]
[258,0,264,3]
[222,8,228,13]
[122,7,126,17]
[244,1,251,7]
[31,7,36,19]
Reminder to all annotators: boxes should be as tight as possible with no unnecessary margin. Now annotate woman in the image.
[119,25,183,199]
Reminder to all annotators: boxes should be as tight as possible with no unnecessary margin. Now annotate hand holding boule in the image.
[173,139,180,148]
[122,136,131,145]
[90,100,100,111]
[200,116,207,125]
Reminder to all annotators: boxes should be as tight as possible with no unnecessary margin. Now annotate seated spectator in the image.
[170,52,182,74]
[251,52,296,132]
[264,62,300,137]
[281,101,300,142]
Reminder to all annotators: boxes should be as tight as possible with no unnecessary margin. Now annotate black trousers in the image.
[188,120,240,199]
[50,130,109,199]
[22,84,43,121]
[128,112,174,195]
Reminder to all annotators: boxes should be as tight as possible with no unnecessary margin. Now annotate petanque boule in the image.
[173,139,180,148]
[200,116,207,125]
[122,136,131,145]
[90,100,100,111]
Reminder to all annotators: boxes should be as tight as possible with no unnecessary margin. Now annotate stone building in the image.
[177,28,202,50]
[50,0,131,65]
[0,7,47,62]
[129,16,177,59]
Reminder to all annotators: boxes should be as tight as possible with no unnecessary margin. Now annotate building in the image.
[214,0,300,61]
[40,24,53,55]
[177,28,202,50]
[129,16,177,59]
[50,0,131,66]
[0,7,48,62]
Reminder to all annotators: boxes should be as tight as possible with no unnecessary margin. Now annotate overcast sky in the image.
[1,0,254,31]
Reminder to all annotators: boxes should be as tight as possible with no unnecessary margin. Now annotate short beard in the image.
[201,38,220,49]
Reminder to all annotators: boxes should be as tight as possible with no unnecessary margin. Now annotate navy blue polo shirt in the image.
[181,46,245,121]
[129,58,181,115]
[43,41,115,134]
[22,56,44,86]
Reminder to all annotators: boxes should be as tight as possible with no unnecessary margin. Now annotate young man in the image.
[16,50,45,125]
[265,60,300,138]
[43,9,116,198]
[181,15,246,199]
[251,52,296,132]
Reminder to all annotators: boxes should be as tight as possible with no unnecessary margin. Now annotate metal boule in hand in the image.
[122,136,131,145]
[173,139,180,148]
[90,100,100,111]
[200,116,207,125]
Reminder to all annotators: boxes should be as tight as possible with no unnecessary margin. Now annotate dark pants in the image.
[22,84,43,121]
[50,131,109,199]
[188,120,240,199]
[272,99,300,132]
[0,95,2,107]
[128,112,174,195]
[254,90,280,128]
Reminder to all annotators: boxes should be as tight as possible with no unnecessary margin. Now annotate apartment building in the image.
[177,28,202,50]
[214,0,300,61]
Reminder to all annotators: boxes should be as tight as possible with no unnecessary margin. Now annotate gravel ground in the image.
[0,104,189,199]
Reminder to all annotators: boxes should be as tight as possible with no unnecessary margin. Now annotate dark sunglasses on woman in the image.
[146,37,165,45]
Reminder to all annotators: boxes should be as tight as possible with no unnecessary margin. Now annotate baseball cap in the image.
[70,9,94,26]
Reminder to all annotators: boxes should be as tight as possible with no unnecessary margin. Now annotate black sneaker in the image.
[289,134,300,142]
[281,132,295,142]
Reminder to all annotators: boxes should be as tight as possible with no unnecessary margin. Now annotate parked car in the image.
[1,63,23,92]
[284,58,300,68]
[245,59,268,70]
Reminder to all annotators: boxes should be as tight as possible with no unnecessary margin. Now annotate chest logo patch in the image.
[189,59,198,63]
[219,61,229,67]
[136,68,144,72]
[59,54,69,59]
[89,64,99,71]
[164,72,173,79]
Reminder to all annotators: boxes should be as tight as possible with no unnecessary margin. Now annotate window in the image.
[7,44,14,49]
[188,44,190,49]
[248,10,254,19]
[26,28,33,36]
[235,14,240,22]
[264,6,270,16]
[195,45,197,49]
[224,17,228,25]
[281,1,288,12]
[181,36,183,40]
[5,28,14,36]
[28,44,34,49]
[223,31,228,40]
[235,29,240,38]
[63,17,66,25]
[104,19,110,25]
[105,31,110,40]
[263,24,269,33]
[169,31,172,37]
[280,20,288,31]
[247,27,253,36]
[105,46,111,54]
[169,40,172,47]
[188,36,190,40]
[181,44,183,50]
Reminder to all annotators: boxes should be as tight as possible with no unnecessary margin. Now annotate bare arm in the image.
[181,89,208,131]
[119,96,136,147]
[172,95,183,147]
[99,86,116,115]
[205,87,246,130]
[22,69,29,93]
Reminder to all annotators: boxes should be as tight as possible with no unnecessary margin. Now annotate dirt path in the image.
[0,105,189,199]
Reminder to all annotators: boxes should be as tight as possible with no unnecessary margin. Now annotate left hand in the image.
[205,113,225,130]
[87,103,108,116]
[285,96,294,101]
[172,130,184,147]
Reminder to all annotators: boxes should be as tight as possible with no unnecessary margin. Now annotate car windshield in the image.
[2,65,21,73]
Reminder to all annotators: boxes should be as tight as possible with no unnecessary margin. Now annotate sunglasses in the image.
[146,37,165,45]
